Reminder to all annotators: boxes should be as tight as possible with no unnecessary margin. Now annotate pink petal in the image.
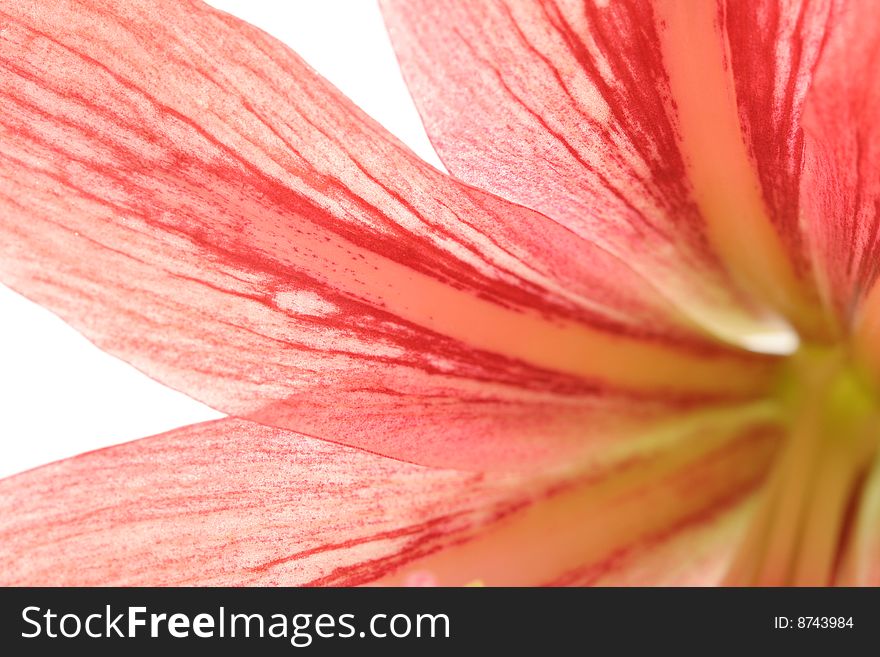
[0,416,778,586]
[0,0,776,470]
[724,0,836,301]
[800,4,880,334]
[583,496,759,586]
[0,418,526,586]
[381,0,836,336]
[377,424,780,586]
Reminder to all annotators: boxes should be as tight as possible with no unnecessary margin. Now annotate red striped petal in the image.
[723,0,835,313]
[580,496,759,586]
[381,0,836,337]
[0,415,778,586]
[0,0,776,470]
[0,418,528,586]
[378,424,780,586]
[801,4,880,359]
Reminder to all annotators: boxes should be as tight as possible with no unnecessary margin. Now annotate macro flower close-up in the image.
[0,0,878,587]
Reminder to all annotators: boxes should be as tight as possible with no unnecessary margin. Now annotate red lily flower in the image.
[0,0,878,586]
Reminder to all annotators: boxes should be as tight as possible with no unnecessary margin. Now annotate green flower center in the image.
[726,345,880,585]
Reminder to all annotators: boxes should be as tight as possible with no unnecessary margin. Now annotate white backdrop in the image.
[0,1,442,478]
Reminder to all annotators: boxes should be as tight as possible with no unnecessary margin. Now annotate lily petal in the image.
[0,0,776,469]
[802,5,880,370]
[722,0,836,320]
[0,418,526,586]
[379,423,780,586]
[0,416,778,586]
[584,496,759,586]
[381,0,835,337]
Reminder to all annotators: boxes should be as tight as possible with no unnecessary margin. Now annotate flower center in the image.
[725,346,880,585]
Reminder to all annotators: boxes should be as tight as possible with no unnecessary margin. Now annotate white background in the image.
[0,1,442,478]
